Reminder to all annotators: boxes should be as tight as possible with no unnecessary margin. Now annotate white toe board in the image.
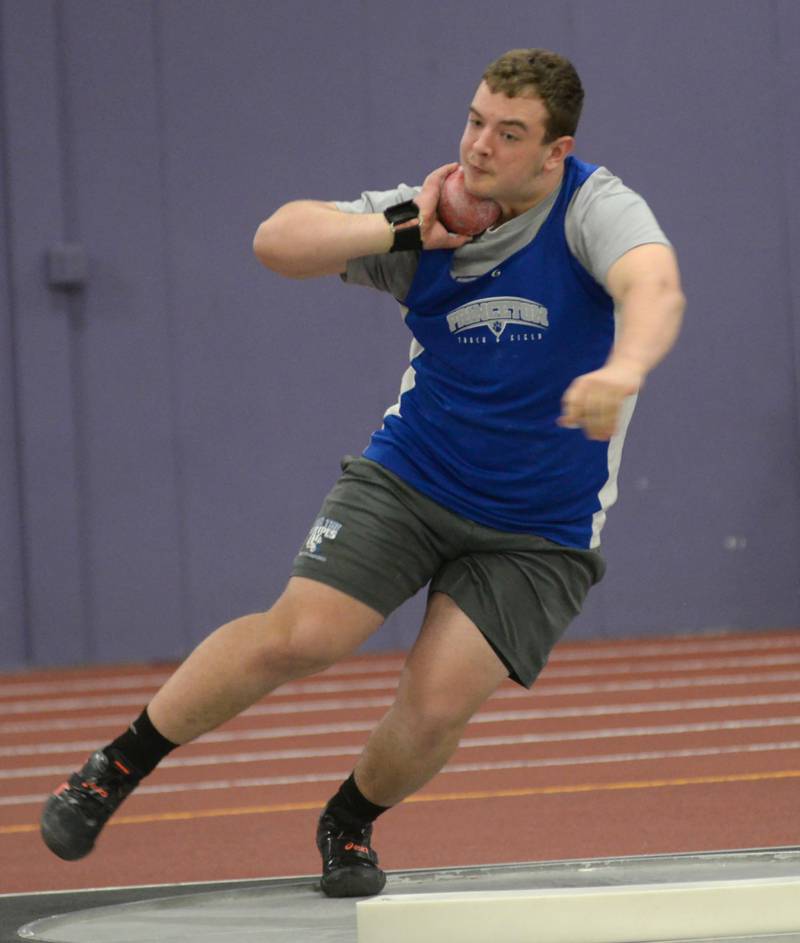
[357,875,800,943]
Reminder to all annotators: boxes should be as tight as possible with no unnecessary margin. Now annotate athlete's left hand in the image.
[558,361,644,441]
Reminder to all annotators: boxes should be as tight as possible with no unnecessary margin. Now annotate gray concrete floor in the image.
[10,847,800,943]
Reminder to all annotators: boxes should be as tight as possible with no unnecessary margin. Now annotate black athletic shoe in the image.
[40,749,141,861]
[316,812,387,898]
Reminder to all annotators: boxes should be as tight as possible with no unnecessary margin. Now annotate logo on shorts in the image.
[300,516,342,562]
[447,296,549,344]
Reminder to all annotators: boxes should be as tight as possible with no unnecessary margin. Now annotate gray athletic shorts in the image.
[291,456,605,687]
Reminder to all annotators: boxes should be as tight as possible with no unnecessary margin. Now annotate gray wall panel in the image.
[0,1,27,667]
[1,0,88,665]
[56,1,187,662]
[774,0,800,626]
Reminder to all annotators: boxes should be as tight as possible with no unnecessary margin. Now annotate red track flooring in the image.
[2,629,799,896]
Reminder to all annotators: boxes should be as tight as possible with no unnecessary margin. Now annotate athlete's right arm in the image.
[253,201,395,279]
[253,166,469,280]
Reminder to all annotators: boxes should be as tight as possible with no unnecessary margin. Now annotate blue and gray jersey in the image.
[338,157,671,548]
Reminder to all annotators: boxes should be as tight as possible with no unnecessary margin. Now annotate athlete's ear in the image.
[543,136,574,171]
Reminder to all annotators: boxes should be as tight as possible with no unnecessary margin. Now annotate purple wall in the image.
[1,0,798,669]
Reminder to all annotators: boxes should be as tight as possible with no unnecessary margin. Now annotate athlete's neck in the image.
[498,165,565,222]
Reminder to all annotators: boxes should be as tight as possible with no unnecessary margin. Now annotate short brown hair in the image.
[482,49,584,142]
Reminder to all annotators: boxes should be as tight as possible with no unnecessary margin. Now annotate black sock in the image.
[324,773,390,829]
[104,707,177,779]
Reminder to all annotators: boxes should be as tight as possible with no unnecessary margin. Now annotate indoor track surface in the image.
[1,629,799,939]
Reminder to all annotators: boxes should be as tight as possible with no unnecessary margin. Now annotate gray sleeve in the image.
[335,185,422,302]
[565,167,672,288]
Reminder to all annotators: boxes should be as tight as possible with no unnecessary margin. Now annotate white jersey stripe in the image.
[383,336,423,420]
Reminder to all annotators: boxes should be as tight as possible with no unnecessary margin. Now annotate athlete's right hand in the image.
[415,163,473,250]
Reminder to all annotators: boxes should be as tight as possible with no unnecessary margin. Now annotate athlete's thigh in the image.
[394,591,510,724]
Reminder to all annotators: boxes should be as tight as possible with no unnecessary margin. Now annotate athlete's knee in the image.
[394,685,475,744]
[247,614,331,679]
[252,586,378,679]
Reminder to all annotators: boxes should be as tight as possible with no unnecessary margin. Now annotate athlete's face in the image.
[459,82,573,217]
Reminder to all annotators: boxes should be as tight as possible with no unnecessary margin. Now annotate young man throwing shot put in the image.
[41,48,684,898]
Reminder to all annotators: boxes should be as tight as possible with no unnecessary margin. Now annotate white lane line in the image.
[2,744,361,779]
[0,692,396,716]
[7,713,800,762]
[0,721,378,756]
[0,773,346,806]
[4,739,800,807]
[6,649,800,700]
[7,715,800,775]
[271,667,800,697]
[471,692,800,721]
[538,670,800,696]
[0,657,409,698]
[549,636,800,661]
[6,668,800,716]
[444,740,800,774]
[0,674,172,698]
[0,695,397,728]
[544,653,800,677]
[4,691,800,739]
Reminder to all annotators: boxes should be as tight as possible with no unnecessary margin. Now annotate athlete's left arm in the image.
[558,243,686,441]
